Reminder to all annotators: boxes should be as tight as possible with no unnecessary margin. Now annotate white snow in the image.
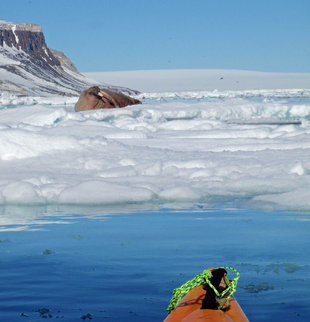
[0,69,310,211]
[11,24,19,44]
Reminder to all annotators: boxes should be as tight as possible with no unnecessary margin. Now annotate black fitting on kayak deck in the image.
[201,268,228,310]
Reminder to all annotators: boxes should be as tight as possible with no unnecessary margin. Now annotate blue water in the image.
[0,205,309,321]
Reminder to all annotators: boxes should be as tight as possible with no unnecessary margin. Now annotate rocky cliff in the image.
[0,20,136,96]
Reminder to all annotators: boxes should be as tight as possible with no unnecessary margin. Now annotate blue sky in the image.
[1,0,309,73]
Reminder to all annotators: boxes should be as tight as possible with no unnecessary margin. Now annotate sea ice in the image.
[0,87,310,211]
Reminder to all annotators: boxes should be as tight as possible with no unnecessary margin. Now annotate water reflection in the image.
[0,204,170,231]
[0,202,219,232]
[0,206,73,231]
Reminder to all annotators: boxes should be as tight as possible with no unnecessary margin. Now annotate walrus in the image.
[75,86,141,112]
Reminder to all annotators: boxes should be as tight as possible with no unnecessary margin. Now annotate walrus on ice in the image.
[75,86,141,112]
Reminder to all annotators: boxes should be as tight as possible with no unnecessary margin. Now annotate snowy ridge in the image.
[0,90,310,211]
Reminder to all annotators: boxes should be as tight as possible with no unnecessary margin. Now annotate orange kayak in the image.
[164,267,248,322]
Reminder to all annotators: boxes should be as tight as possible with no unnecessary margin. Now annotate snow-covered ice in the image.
[1,80,310,211]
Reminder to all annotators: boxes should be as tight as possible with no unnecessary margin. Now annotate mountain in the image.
[0,20,137,96]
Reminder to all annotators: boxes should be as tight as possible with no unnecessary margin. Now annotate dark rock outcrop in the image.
[0,22,60,67]
[75,86,141,112]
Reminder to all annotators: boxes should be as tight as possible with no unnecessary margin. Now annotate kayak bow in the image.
[164,267,248,322]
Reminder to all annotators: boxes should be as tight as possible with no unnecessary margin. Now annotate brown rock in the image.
[75,86,142,112]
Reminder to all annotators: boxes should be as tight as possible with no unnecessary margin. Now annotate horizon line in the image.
[82,68,310,75]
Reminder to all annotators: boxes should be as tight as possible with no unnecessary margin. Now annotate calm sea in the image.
[0,204,309,321]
